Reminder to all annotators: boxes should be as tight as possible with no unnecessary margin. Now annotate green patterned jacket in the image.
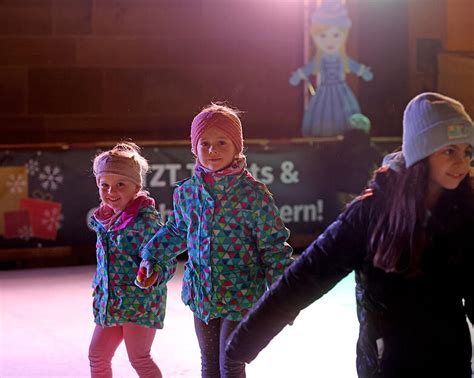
[90,195,176,329]
[142,170,293,323]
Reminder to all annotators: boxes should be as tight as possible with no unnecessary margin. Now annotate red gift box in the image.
[19,198,62,240]
[3,209,32,239]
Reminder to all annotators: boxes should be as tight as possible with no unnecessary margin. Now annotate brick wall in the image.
[0,0,303,144]
[408,0,474,115]
[3,1,469,145]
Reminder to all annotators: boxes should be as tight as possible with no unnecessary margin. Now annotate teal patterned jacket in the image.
[142,170,293,323]
[90,195,176,329]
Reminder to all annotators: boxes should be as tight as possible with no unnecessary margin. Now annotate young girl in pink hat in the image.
[136,103,293,377]
[89,141,176,378]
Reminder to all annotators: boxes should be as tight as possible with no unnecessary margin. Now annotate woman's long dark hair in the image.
[367,161,428,273]
[365,159,474,273]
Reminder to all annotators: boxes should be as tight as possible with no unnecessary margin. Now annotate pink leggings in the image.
[88,323,162,378]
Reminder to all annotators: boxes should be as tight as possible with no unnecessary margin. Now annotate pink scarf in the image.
[195,155,247,179]
[94,194,155,231]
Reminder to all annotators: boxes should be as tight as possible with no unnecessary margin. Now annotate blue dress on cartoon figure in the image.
[298,54,368,137]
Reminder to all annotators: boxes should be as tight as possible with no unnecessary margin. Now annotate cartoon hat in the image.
[311,0,352,29]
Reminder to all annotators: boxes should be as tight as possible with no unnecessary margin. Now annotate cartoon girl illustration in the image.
[290,0,373,137]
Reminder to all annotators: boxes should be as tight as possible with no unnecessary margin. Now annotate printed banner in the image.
[0,140,399,249]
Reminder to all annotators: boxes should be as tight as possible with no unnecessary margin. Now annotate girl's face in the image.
[427,143,472,199]
[98,174,140,213]
[197,127,237,172]
[312,26,346,54]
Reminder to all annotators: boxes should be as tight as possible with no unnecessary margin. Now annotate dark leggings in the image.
[194,315,246,378]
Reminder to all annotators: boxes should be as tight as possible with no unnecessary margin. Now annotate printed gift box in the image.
[3,209,32,239]
[19,198,62,240]
[0,166,28,236]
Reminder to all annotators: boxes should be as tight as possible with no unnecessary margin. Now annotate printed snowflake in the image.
[39,165,63,191]
[40,207,61,232]
[5,173,27,195]
[18,225,32,240]
[25,159,40,176]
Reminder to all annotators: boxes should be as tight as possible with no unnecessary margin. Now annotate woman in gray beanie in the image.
[225,92,474,377]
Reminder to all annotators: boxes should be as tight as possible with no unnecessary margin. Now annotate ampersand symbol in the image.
[280,161,299,184]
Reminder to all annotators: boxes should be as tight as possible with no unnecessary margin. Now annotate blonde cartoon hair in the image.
[310,24,350,75]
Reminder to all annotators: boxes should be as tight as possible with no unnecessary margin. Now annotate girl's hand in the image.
[135,260,159,289]
[140,259,154,277]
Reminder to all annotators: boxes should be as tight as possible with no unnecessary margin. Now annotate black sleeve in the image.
[462,216,474,324]
[225,197,370,363]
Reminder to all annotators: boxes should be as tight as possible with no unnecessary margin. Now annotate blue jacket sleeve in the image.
[253,185,293,287]
[141,189,188,284]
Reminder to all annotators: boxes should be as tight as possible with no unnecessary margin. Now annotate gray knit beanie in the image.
[402,92,473,167]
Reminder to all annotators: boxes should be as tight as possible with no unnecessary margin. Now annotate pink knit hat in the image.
[190,105,243,156]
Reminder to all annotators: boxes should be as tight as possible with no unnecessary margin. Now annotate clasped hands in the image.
[135,260,159,289]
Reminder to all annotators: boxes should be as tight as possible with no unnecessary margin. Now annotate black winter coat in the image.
[226,182,474,377]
